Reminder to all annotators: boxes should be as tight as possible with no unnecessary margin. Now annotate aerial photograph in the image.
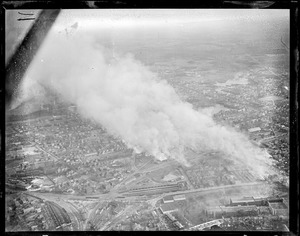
[5,9,290,231]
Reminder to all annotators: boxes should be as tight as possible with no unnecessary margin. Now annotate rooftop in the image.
[220,205,258,212]
[173,194,186,201]
[268,202,287,209]
[231,198,255,203]
[160,203,178,213]
[248,127,261,133]
[163,196,174,202]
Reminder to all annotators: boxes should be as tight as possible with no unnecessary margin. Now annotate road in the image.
[178,166,194,190]
[258,133,287,145]
[34,143,58,161]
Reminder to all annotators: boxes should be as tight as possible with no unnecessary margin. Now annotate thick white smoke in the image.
[21,31,274,177]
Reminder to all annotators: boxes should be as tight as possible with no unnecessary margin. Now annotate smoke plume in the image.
[20,31,274,177]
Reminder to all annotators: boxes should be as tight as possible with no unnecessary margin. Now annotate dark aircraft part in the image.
[17,18,36,21]
[5,9,61,109]
[224,1,275,8]
[18,12,34,16]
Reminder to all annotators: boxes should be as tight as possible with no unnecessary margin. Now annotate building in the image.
[267,197,284,203]
[220,205,258,214]
[159,203,178,214]
[156,153,168,161]
[23,207,35,215]
[230,198,255,206]
[252,196,269,205]
[206,205,258,217]
[173,194,186,201]
[205,206,223,218]
[174,221,184,229]
[248,127,261,133]
[230,196,269,206]
[163,196,174,204]
[165,212,176,221]
[268,201,288,216]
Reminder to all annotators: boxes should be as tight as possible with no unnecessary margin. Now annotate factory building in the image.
[229,196,276,206]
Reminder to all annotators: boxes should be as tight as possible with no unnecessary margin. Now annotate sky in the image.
[53,9,289,30]
[6,9,289,62]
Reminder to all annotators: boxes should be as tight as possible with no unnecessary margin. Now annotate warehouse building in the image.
[173,194,186,201]
[230,196,271,206]
[159,203,178,214]
[163,196,174,204]
[206,205,258,217]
